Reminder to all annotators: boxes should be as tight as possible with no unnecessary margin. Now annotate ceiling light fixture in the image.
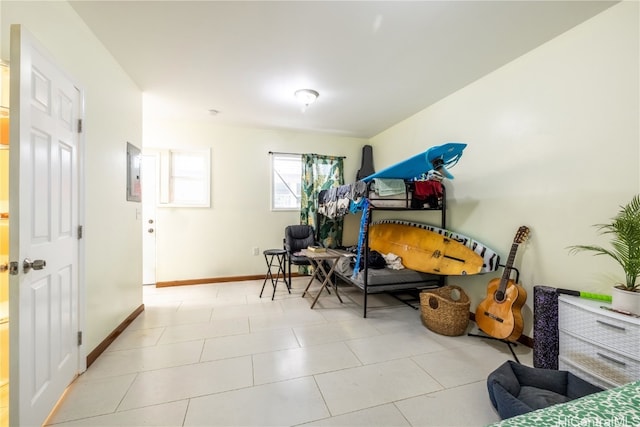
[294,89,319,108]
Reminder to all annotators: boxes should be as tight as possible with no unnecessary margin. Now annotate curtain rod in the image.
[268,151,346,159]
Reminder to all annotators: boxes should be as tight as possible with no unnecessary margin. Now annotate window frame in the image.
[157,148,211,208]
[271,153,302,211]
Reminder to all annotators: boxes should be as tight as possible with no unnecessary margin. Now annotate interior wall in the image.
[143,118,366,282]
[1,1,144,352]
[369,1,639,336]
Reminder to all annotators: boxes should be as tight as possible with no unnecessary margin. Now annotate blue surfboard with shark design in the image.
[362,142,466,181]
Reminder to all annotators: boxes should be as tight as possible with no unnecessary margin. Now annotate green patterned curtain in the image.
[300,154,344,248]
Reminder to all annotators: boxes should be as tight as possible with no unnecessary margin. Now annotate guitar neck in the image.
[498,242,519,293]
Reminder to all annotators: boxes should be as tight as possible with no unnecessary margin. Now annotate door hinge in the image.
[78,225,83,239]
[77,331,83,346]
[77,119,83,133]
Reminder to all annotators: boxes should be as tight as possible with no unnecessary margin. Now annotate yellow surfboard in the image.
[368,222,484,275]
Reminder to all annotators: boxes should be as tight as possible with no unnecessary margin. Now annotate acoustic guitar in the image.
[475,226,529,341]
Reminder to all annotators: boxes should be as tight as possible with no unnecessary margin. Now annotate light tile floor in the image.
[46,278,533,427]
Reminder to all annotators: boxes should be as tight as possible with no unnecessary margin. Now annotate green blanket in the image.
[488,381,640,427]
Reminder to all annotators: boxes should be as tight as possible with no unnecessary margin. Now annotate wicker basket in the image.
[420,285,470,336]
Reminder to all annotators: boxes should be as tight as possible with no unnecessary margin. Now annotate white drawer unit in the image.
[558,295,640,389]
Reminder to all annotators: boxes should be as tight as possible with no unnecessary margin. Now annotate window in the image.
[157,148,211,207]
[271,153,301,210]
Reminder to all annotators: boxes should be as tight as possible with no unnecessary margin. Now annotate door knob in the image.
[0,263,7,273]
[148,228,154,233]
[23,258,46,274]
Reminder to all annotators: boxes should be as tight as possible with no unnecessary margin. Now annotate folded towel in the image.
[373,178,406,196]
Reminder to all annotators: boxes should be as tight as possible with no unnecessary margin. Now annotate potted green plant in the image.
[568,194,640,315]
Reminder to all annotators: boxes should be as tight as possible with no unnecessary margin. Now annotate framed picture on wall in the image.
[126,142,142,202]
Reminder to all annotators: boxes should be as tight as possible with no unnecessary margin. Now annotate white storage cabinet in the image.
[558,295,640,389]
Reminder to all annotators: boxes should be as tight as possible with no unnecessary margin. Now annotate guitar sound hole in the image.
[495,291,505,302]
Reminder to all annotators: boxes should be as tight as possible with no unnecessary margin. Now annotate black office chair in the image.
[283,225,317,286]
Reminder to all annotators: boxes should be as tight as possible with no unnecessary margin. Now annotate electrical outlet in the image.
[252,247,259,256]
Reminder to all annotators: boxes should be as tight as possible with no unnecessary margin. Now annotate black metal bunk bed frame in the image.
[330,181,448,318]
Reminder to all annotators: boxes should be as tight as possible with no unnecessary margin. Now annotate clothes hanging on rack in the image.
[414,180,443,198]
[352,199,370,278]
[318,181,368,219]
[412,180,443,209]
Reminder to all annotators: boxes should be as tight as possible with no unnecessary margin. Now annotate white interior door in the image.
[142,154,157,285]
[9,25,82,427]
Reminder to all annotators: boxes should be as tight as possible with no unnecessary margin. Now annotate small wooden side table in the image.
[301,248,345,309]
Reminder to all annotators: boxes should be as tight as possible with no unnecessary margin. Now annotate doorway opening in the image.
[142,153,157,286]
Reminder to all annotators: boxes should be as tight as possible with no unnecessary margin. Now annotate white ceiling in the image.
[70,1,616,138]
